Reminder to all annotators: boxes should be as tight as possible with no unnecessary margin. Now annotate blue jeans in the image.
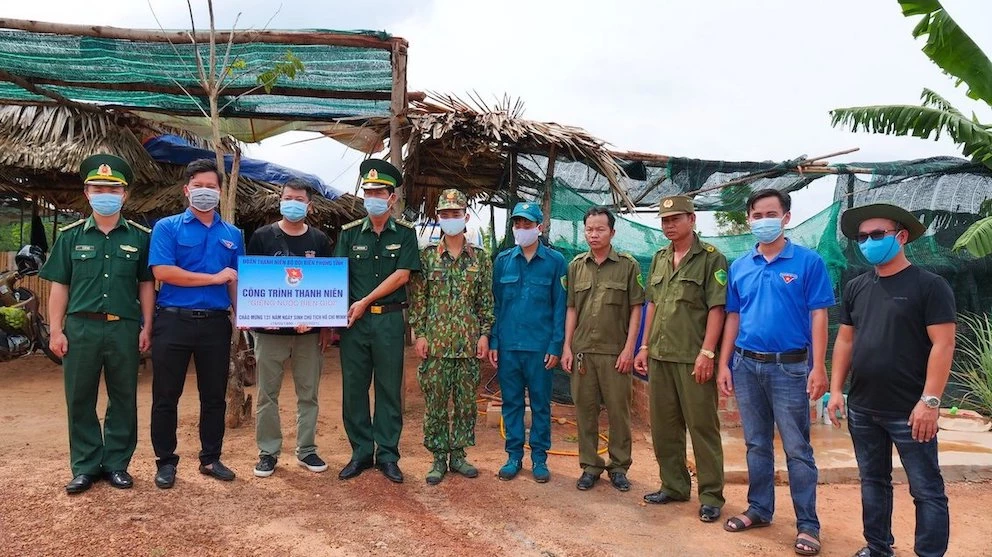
[731,351,819,535]
[848,408,949,557]
[498,350,552,464]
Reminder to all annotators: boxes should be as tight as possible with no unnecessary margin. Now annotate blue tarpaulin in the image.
[143,135,344,199]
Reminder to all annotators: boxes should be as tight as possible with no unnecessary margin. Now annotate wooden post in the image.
[389,40,408,216]
[542,147,557,237]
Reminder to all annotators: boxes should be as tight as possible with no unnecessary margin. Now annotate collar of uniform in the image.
[182,207,220,225]
[582,247,619,263]
[750,237,795,260]
[361,216,397,233]
[83,215,128,232]
[510,242,548,260]
[663,233,704,259]
[436,236,474,258]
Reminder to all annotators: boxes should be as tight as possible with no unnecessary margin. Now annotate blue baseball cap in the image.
[510,202,542,223]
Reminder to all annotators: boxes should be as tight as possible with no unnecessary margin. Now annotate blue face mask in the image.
[750,217,783,244]
[363,197,390,216]
[280,200,308,222]
[89,192,124,216]
[439,217,466,236]
[859,235,901,265]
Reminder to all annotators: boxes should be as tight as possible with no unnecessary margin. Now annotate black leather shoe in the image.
[609,471,631,492]
[199,460,236,481]
[65,474,99,494]
[376,461,404,483]
[155,464,177,489]
[338,459,373,480]
[643,490,689,504]
[104,470,133,489]
[699,504,722,522]
[576,472,599,491]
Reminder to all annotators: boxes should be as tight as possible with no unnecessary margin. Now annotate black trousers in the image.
[150,311,232,468]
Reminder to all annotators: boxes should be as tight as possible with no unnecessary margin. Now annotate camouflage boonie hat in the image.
[436,189,467,211]
[659,195,695,218]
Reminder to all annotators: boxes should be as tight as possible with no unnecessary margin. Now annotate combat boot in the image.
[426,454,447,485]
[449,450,479,478]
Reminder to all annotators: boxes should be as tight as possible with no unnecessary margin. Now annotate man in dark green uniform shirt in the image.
[334,159,421,483]
[40,154,155,494]
[634,195,728,523]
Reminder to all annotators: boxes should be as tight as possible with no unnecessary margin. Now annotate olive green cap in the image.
[659,195,694,217]
[79,154,133,187]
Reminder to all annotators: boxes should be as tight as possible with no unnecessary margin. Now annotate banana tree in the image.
[830,0,992,257]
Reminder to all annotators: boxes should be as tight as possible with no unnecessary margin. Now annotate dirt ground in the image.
[1,349,990,557]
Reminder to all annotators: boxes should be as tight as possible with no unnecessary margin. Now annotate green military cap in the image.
[79,154,133,187]
[659,195,694,217]
[841,203,926,243]
[359,158,403,190]
[436,188,468,210]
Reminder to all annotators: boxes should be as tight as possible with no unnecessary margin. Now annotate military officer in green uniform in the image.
[40,154,155,494]
[634,195,728,522]
[334,159,421,484]
[561,206,643,492]
[408,189,494,485]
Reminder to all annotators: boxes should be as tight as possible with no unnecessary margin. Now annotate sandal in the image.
[794,530,821,556]
[723,509,771,532]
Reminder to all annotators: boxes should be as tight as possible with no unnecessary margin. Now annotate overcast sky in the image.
[7,0,992,231]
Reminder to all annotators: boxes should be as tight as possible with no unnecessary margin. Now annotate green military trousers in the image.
[62,314,140,476]
[339,311,405,463]
[253,332,323,459]
[649,358,725,507]
[571,352,632,475]
[417,357,480,457]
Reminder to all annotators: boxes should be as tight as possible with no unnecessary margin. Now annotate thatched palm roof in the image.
[402,94,635,218]
[0,103,364,229]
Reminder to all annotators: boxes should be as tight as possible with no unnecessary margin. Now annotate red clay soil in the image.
[0,350,989,557]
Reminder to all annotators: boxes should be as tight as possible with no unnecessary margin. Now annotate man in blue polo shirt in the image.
[148,159,245,489]
[717,189,833,556]
[490,202,567,483]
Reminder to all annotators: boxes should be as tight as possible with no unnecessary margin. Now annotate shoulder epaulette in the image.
[570,253,586,263]
[620,252,639,263]
[341,219,363,231]
[126,219,151,233]
[396,218,415,229]
[59,219,85,233]
[701,242,717,253]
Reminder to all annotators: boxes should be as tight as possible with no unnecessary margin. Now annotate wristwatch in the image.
[920,395,941,409]
[699,348,715,359]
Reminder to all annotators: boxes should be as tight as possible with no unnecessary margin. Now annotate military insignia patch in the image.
[705,245,715,253]
[636,274,645,288]
[97,164,113,176]
[120,245,138,253]
[386,243,401,250]
[662,199,674,208]
[714,269,728,286]
[368,168,379,180]
[560,275,567,289]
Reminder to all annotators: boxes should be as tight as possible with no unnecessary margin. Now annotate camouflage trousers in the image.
[418,357,481,455]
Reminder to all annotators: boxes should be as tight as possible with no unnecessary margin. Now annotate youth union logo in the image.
[285,267,303,287]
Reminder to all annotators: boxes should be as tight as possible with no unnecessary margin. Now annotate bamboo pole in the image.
[0,18,406,50]
[542,146,557,235]
[0,70,104,114]
[389,40,408,215]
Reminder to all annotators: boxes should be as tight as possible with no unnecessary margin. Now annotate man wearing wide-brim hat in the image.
[829,203,955,557]
[39,154,155,494]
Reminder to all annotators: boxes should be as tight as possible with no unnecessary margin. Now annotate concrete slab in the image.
[704,422,992,484]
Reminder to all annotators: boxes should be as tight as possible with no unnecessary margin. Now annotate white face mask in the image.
[513,227,540,247]
[439,217,466,236]
[189,187,221,212]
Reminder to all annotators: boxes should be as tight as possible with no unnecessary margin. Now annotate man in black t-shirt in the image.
[247,179,334,478]
[829,203,955,557]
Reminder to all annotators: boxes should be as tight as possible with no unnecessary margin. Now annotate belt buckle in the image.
[106,314,120,321]
[370,306,383,315]
[191,310,208,319]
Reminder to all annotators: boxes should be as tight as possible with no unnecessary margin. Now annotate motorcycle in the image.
[0,245,60,364]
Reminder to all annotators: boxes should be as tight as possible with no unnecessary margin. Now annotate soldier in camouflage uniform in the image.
[408,189,494,485]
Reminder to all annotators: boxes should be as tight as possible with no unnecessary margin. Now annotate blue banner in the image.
[236,256,349,328]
